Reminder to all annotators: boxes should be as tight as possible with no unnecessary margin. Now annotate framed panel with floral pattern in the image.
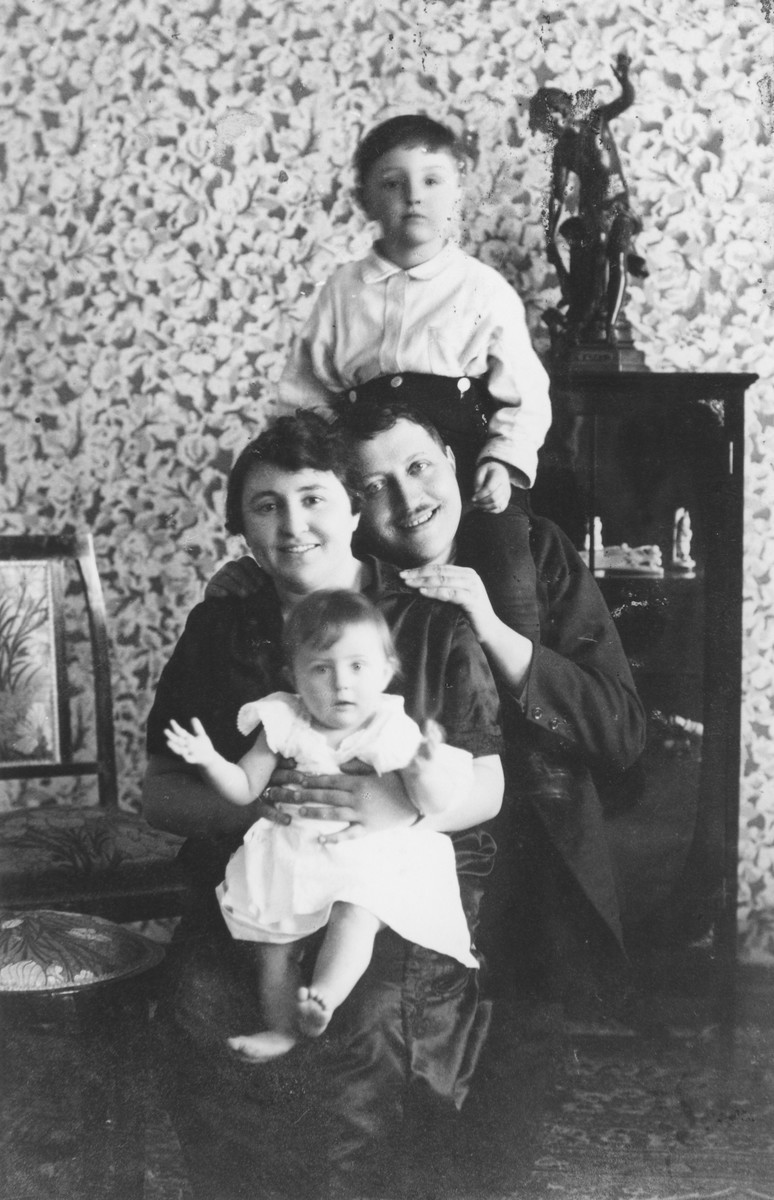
[0,561,60,766]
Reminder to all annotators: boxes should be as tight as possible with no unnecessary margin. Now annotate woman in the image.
[143,410,504,1200]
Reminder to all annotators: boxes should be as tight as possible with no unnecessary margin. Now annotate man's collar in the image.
[360,242,462,284]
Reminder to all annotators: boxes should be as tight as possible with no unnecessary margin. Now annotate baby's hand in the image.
[472,460,511,513]
[401,720,454,817]
[165,718,218,767]
[413,719,445,765]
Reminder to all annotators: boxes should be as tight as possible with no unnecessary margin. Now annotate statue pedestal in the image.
[546,314,649,374]
[559,341,649,373]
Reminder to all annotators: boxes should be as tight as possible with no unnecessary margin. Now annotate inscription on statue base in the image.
[561,342,649,374]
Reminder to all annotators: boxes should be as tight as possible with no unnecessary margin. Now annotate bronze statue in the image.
[529,54,648,356]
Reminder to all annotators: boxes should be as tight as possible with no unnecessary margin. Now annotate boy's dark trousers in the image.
[456,487,540,643]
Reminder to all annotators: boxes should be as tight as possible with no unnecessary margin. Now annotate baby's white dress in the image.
[216,692,478,969]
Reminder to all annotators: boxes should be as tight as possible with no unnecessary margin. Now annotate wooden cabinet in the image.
[533,372,757,979]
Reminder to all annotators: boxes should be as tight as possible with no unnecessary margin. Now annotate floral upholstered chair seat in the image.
[0,807,189,922]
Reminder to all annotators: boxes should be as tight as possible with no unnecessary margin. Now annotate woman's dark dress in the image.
[146,560,503,1199]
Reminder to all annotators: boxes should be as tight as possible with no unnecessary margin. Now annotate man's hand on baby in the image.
[472,460,511,513]
[165,718,219,767]
[265,765,416,843]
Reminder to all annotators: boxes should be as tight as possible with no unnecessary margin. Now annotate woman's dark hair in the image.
[225,410,356,536]
[282,589,398,673]
[353,114,465,189]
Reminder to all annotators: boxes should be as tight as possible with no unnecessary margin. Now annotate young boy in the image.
[276,114,552,640]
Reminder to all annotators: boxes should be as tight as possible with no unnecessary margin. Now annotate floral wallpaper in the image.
[1,0,772,957]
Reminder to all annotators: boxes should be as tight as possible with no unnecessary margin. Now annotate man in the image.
[334,401,646,1001]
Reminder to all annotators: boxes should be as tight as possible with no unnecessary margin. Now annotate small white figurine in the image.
[581,517,666,575]
[672,507,696,572]
[581,516,604,564]
[580,517,664,574]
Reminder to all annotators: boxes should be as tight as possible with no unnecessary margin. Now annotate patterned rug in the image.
[3,968,774,1200]
[455,972,774,1200]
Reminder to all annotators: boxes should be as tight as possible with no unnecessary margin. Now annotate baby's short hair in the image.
[282,589,398,673]
[354,114,465,188]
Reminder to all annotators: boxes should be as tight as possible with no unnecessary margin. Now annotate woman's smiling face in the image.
[240,463,361,599]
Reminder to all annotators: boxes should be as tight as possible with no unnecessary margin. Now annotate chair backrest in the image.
[0,533,118,808]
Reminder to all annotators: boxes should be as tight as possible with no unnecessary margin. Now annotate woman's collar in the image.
[361,555,414,597]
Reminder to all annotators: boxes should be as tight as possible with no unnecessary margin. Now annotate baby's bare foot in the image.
[297,986,332,1037]
[227,1031,297,1062]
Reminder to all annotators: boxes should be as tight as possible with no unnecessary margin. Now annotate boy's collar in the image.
[361,241,462,283]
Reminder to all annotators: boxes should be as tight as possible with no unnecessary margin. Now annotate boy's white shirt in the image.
[276,242,551,487]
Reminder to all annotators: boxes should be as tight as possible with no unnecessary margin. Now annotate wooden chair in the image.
[0,533,191,922]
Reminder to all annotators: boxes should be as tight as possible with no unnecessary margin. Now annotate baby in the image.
[277,113,552,641]
[165,589,497,1061]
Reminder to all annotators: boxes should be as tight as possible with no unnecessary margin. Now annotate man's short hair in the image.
[335,400,448,448]
[225,410,356,536]
[353,114,465,188]
[334,401,449,493]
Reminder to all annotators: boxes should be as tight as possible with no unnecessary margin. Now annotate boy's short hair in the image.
[353,114,466,188]
[225,410,357,536]
[282,589,398,672]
